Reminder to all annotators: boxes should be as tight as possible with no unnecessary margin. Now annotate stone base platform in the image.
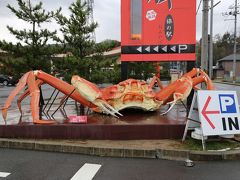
[0,107,187,140]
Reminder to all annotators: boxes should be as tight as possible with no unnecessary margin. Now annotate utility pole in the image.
[209,0,214,79]
[222,1,239,83]
[201,0,209,73]
[232,0,238,83]
[209,1,221,79]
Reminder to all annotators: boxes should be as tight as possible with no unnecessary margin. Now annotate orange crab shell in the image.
[98,79,162,112]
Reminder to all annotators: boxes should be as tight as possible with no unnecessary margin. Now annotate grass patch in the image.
[183,138,240,151]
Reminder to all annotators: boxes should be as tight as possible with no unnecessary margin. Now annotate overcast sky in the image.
[0,0,238,44]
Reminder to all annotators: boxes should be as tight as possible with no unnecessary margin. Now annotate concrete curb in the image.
[213,81,240,86]
[1,139,240,161]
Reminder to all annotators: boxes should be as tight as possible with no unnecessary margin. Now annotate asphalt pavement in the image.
[1,148,240,180]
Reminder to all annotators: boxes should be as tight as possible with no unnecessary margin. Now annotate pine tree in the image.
[0,0,60,73]
[56,0,98,59]
[54,0,98,80]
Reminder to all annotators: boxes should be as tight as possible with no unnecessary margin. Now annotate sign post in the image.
[183,90,240,150]
[198,90,240,136]
[182,91,201,141]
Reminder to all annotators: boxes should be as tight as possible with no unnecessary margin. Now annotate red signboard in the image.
[121,0,196,62]
[68,116,87,123]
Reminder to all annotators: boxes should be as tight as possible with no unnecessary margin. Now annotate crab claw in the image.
[94,99,123,118]
[158,76,193,115]
[71,76,122,118]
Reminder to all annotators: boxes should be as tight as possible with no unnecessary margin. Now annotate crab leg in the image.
[17,89,30,124]
[192,74,214,90]
[159,76,193,115]
[71,75,122,118]
[149,76,164,89]
[182,68,200,78]
[2,70,99,124]
[2,72,30,124]
[159,68,214,115]
[162,73,214,115]
[17,90,30,118]
[27,72,56,124]
[17,79,44,122]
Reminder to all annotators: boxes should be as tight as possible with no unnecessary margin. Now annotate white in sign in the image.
[146,10,157,21]
[197,90,240,136]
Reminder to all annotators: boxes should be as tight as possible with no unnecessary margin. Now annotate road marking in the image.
[0,172,11,177]
[71,163,101,180]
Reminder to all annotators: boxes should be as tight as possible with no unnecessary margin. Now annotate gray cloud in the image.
[196,0,238,39]
[0,0,238,44]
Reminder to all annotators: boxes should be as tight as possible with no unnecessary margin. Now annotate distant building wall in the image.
[222,61,240,76]
[218,61,240,82]
[215,69,224,79]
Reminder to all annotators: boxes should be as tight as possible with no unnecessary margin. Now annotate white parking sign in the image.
[197,90,240,136]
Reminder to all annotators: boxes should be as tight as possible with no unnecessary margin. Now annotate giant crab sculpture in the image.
[2,68,214,124]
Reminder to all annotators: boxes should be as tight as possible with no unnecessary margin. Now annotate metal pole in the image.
[209,0,214,79]
[187,61,195,108]
[201,0,209,73]
[121,62,128,81]
[232,0,238,83]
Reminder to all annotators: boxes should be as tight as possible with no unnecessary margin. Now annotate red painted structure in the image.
[121,0,196,62]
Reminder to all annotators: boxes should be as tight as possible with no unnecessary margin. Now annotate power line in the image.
[232,0,238,83]
[222,0,239,83]
[196,0,203,15]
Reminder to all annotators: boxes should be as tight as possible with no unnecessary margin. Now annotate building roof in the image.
[0,49,7,54]
[218,54,240,62]
[51,52,72,58]
[103,46,121,56]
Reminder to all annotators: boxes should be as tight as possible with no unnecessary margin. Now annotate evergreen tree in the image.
[0,0,60,74]
[128,62,156,80]
[56,0,98,58]
[95,39,120,53]
[55,0,98,80]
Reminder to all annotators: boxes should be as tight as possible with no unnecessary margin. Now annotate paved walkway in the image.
[1,138,240,161]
